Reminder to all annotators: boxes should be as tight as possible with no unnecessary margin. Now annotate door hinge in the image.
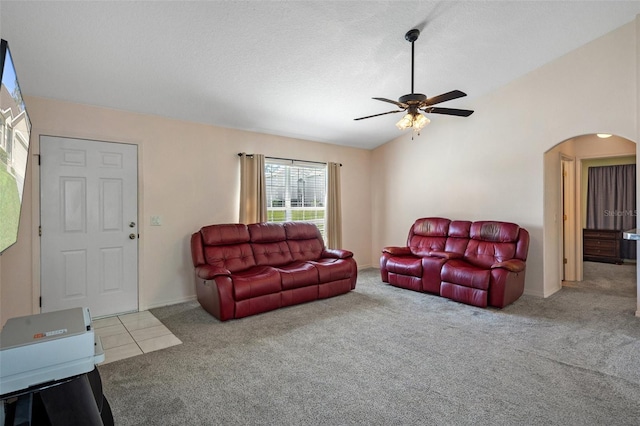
[39,226,42,237]
[37,154,41,165]
[563,214,567,221]
[563,258,568,264]
[39,297,42,308]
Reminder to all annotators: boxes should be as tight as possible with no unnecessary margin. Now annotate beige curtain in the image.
[239,153,267,224]
[326,162,342,249]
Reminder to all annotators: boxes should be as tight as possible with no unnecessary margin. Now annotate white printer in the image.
[0,307,105,396]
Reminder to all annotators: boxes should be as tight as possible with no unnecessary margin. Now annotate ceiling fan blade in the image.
[424,107,474,117]
[354,110,404,121]
[372,97,407,108]
[423,90,467,106]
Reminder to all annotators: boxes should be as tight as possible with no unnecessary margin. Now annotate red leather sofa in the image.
[191,222,357,321]
[380,218,529,308]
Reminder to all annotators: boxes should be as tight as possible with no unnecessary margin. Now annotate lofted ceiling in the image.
[2,1,640,149]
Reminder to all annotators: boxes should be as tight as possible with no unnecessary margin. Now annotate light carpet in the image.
[99,263,640,425]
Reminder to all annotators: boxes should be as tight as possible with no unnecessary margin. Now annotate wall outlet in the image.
[151,215,162,226]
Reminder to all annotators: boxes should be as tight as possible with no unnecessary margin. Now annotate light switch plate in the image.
[150,215,162,226]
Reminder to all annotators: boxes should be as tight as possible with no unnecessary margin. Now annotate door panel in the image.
[40,136,138,317]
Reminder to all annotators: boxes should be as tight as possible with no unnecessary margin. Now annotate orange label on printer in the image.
[33,328,67,339]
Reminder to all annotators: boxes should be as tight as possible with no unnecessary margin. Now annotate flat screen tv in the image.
[0,39,31,254]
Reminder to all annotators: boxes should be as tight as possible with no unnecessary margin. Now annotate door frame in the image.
[561,156,577,282]
[31,133,144,315]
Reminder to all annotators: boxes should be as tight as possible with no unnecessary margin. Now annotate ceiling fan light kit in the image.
[396,111,430,131]
[355,28,474,136]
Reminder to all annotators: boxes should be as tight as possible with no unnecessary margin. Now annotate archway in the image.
[543,134,637,310]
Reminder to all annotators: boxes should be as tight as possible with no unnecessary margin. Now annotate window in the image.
[265,159,327,237]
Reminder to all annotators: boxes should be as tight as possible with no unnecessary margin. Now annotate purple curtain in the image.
[586,164,636,259]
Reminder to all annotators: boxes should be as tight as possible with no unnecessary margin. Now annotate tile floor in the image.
[93,310,182,365]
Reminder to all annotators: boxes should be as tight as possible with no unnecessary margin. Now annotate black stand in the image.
[1,368,113,426]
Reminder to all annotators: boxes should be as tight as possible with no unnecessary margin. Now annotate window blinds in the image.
[265,158,327,237]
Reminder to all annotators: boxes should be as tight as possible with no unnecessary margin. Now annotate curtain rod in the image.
[238,153,341,167]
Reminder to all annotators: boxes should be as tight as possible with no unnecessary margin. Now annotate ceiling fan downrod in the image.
[405,29,420,95]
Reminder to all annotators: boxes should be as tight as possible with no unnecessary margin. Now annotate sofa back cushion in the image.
[248,223,294,266]
[200,224,257,272]
[201,223,250,246]
[408,217,450,256]
[444,220,472,254]
[464,221,520,268]
[284,222,324,261]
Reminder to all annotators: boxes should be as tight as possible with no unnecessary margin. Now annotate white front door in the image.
[40,136,138,317]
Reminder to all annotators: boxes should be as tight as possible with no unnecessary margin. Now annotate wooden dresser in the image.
[583,229,622,264]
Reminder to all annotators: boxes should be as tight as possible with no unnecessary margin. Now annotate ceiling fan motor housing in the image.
[399,93,427,105]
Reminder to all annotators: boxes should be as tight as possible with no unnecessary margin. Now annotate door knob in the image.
[129,233,136,240]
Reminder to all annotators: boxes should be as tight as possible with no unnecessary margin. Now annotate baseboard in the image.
[523,285,560,299]
[142,295,198,311]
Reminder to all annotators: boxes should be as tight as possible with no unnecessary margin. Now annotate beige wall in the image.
[0,99,372,325]
[372,19,639,300]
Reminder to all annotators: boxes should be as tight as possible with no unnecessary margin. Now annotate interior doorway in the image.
[546,134,636,299]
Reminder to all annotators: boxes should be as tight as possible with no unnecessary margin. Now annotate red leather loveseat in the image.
[191,222,357,321]
[380,218,529,308]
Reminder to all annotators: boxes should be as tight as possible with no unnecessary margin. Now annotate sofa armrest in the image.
[382,246,412,256]
[196,265,231,280]
[491,259,526,273]
[429,251,464,260]
[322,248,354,259]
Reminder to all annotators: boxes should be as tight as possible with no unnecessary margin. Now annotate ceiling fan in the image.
[354,28,474,132]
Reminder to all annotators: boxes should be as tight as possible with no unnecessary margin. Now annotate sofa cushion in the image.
[463,221,520,268]
[470,221,520,243]
[201,223,250,245]
[248,222,287,243]
[248,223,294,266]
[232,266,282,301]
[441,260,490,290]
[464,239,517,269]
[433,221,470,256]
[409,217,451,256]
[284,222,322,240]
[287,238,324,261]
[204,243,256,273]
[412,217,451,237]
[275,261,319,289]
[448,220,471,238]
[284,222,324,261]
[310,258,354,283]
[385,256,422,277]
[251,240,294,266]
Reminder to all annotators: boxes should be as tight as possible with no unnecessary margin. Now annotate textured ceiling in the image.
[2,1,640,149]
